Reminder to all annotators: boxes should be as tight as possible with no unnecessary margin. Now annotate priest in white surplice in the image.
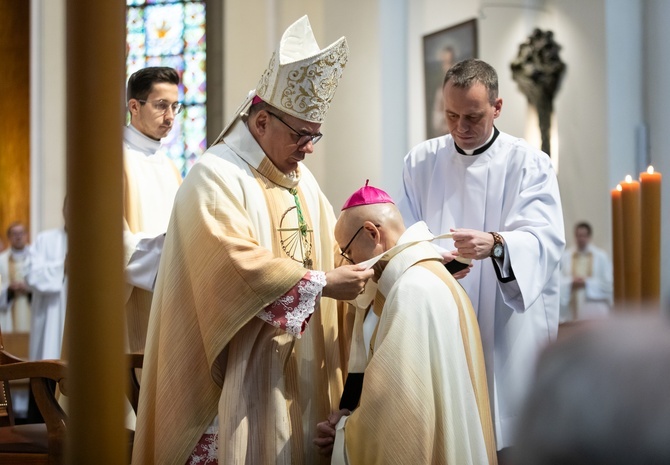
[398,59,565,454]
[560,221,612,322]
[316,183,498,465]
[122,66,182,353]
[26,226,67,360]
[0,222,31,333]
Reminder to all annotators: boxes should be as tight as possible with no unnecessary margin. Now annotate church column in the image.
[65,0,126,463]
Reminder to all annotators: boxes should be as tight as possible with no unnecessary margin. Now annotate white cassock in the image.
[0,247,31,333]
[26,228,67,360]
[398,129,565,449]
[122,124,181,356]
[123,124,181,295]
[559,245,612,322]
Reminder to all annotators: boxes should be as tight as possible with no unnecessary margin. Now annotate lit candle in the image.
[620,175,641,305]
[611,184,624,306]
[640,165,662,304]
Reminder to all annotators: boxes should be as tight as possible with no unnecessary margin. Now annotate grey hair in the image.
[443,59,498,105]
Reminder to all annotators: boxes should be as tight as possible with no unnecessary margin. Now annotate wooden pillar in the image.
[65,0,126,463]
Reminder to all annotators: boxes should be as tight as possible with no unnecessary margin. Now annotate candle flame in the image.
[625,175,633,183]
[648,165,654,174]
[616,184,622,191]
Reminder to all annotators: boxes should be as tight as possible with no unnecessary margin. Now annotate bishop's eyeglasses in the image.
[137,99,184,116]
[340,224,381,264]
[267,111,323,146]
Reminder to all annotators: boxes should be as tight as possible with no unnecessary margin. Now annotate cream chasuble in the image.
[333,235,497,465]
[132,120,344,465]
[122,124,182,352]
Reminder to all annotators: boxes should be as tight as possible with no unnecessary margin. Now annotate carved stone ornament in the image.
[511,29,566,156]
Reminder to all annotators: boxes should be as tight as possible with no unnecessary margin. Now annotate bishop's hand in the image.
[322,266,374,301]
[314,408,351,456]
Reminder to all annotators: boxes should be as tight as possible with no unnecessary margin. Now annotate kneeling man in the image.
[316,182,498,465]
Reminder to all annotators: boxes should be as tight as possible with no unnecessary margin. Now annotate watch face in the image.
[493,244,504,258]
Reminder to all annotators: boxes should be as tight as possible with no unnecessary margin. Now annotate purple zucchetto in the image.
[341,180,395,211]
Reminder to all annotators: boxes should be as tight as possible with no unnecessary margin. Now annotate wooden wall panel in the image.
[0,0,30,249]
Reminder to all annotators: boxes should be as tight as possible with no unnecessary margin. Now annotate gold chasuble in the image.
[132,120,344,465]
[333,238,497,465]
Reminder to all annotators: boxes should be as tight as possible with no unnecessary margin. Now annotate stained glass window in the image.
[126,0,206,176]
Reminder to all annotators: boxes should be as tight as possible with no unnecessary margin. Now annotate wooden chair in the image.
[0,330,67,465]
[126,352,144,415]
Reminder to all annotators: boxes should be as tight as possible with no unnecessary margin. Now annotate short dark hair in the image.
[443,59,499,105]
[575,221,593,236]
[127,67,179,102]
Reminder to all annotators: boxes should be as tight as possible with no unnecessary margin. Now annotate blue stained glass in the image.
[145,4,184,56]
[127,7,144,32]
[126,1,207,176]
[183,52,206,104]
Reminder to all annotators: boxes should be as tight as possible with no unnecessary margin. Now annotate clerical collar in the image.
[454,126,500,155]
[124,124,162,156]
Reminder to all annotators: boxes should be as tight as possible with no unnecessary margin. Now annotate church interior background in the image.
[0,0,668,460]
[1,0,668,325]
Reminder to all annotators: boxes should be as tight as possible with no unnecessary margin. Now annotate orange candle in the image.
[620,175,641,305]
[640,165,662,304]
[611,184,625,306]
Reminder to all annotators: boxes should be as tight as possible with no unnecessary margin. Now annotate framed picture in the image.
[423,19,478,139]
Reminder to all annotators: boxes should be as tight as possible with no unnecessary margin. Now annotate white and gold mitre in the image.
[256,15,349,123]
[213,15,348,145]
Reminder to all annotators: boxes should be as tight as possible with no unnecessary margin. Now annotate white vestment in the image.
[559,245,612,322]
[333,224,496,465]
[398,130,565,448]
[123,124,181,294]
[0,247,31,333]
[26,228,68,360]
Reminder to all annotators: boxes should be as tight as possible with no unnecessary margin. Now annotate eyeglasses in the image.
[339,224,380,264]
[137,99,184,115]
[267,111,323,146]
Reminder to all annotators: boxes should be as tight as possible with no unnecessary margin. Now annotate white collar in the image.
[124,124,162,156]
[350,222,465,306]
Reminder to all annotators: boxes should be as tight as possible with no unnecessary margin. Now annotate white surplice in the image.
[123,124,181,294]
[25,228,67,360]
[397,130,565,449]
[559,245,612,322]
[0,247,32,333]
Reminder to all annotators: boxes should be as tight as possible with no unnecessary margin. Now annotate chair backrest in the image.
[0,329,16,427]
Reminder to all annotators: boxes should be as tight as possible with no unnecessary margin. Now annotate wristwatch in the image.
[489,232,504,259]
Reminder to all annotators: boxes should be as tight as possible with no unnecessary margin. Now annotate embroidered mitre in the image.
[213,15,349,145]
[255,15,349,123]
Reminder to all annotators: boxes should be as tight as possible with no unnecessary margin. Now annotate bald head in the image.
[335,203,405,264]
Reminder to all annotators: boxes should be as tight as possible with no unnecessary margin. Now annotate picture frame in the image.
[423,19,478,140]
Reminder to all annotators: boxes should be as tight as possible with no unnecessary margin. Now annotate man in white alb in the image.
[26,202,68,361]
[0,222,31,333]
[559,221,612,321]
[397,58,565,459]
[122,66,183,353]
